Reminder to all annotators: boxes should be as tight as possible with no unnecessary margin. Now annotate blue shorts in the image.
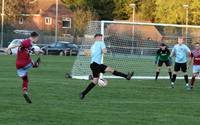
[193,65,200,73]
[17,63,33,77]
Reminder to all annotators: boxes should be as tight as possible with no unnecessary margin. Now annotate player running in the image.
[80,34,134,100]
[170,37,191,88]
[189,43,200,90]
[155,43,172,80]
[6,32,42,103]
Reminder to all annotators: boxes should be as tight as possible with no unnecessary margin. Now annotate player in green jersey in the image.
[155,43,172,80]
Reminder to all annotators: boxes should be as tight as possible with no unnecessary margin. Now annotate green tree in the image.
[112,0,133,20]
[61,0,87,11]
[62,0,97,42]
[190,0,200,25]
[155,0,200,25]
[72,8,96,37]
[139,0,156,22]
[62,0,115,20]
[0,0,36,23]
[85,0,115,20]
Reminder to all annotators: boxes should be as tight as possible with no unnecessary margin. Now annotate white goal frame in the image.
[72,21,200,80]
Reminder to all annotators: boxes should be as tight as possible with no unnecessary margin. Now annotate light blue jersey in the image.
[91,41,106,64]
[172,44,191,63]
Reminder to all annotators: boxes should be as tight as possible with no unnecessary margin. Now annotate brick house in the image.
[14,0,73,35]
[106,20,163,42]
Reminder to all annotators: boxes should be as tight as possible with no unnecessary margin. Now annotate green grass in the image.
[0,55,200,125]
[72,54,192,77]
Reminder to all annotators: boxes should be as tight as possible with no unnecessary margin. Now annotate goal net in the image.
[71,21,200,80]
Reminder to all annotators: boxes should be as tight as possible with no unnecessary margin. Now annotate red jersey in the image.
[191,49,200,65]
[16,39,32,69]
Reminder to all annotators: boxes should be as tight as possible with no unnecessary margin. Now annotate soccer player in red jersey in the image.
[6,32,41,103]
[189,43,200,90]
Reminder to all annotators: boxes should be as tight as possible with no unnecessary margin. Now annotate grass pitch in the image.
[0,55,200,125]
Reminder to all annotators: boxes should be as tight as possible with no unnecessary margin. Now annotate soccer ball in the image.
[98,78,108,87]
[32,45,43,55]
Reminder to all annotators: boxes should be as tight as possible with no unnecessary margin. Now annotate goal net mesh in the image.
[71,21,200,79]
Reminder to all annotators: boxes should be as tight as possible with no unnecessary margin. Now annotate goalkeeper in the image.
[155,43,172,80]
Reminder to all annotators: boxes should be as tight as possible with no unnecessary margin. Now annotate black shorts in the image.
[158,60,171,67]
[174,62,187,72]
[90,62,107,78]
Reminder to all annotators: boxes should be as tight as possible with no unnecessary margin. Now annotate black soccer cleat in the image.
[65,72,72,79]
[80,93,85,100]
[23,93,32,103]
[126,71,134,80]
[88,74,93,80]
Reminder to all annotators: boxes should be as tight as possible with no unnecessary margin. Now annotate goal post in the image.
[71,21,200,80]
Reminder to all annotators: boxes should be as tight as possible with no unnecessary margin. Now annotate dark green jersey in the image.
[156,48,171,61]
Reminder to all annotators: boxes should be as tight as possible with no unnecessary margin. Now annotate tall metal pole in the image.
[55,0,58,42]
[1,0,5,48]
[130,4,135,55]
[183,4,189,44]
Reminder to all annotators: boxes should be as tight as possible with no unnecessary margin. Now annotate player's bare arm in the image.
[102,48,107,54]
[170,51,174,57]
[5,44,21,54]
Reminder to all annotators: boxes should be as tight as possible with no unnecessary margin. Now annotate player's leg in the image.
[155,66,161,80]
[165,60,172,79]
[80,77,98,100]
[155,60,163,80]
[104,66,134,80]
[190,73,198,89]
[181,63,189,87]
[190,66,199,89]
[17,68,32,103]
[22,75,32,103]
[22,75,28,94]
[167,67,172,79]
[171,63,180,88]
[32,57,41,68]
[80,63,99,100]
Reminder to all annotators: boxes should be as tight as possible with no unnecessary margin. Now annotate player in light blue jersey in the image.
[170,37,191,88]
[80,34,134,100]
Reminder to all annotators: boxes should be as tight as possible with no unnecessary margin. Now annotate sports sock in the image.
[171,74,177,83]
[155,72,159,80]
[168,72,172,79]
[184,75,189,84]
[191,76,195,87]
[82,82,96,96]
[22,76,28,93]
[112,71,127,78]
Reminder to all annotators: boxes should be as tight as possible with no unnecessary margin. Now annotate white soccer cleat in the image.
[171,82,175,88]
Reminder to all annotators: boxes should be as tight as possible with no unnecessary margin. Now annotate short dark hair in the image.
[160,43,166,46]
[94,33,102,38]
[30,32,39,37]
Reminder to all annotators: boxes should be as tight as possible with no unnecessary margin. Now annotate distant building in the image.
[106,20,163,42]
[13,0,73,35]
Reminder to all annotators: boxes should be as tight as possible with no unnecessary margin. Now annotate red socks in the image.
[22,76,28,93]
[191,76,195,87]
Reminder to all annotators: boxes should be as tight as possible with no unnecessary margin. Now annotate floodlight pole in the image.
[183,4,189,44]
[55,0,58,42]
[129,3,135,55]
[1,0,5,48]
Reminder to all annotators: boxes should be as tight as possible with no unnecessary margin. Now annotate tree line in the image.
[62,0,200,25]
[0,0,199,24]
